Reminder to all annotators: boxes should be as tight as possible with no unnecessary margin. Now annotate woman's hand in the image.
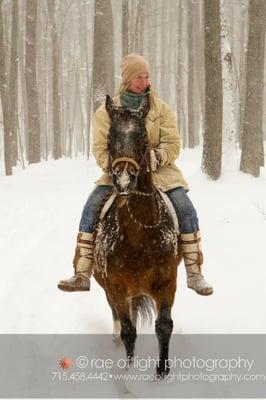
[150,149,161,172]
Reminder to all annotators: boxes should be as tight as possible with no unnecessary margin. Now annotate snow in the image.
[1,149,265,335]
[1,150,266,398]
[117,169,130,190]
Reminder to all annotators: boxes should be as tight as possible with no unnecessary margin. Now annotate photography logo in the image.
[59,357,72,370]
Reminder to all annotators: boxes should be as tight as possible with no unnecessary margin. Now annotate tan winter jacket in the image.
[92,95,189,192]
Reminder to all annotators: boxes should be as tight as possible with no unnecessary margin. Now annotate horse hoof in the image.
[156,363,170,379]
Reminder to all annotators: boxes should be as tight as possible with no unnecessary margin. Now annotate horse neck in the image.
[135,155,154,195]
[136,172,154,194]
[128,167,160,228]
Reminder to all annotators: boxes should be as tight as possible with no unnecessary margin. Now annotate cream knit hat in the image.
[120,53,151,84]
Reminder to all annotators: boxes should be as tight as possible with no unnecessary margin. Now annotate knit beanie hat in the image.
[120,53,151,84]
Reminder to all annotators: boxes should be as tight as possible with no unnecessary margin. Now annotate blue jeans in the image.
[79,185,199,234]
[165,187,199,233]
[79,185,113,232]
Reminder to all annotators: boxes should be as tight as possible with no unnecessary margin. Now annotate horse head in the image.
[105,94,150,195]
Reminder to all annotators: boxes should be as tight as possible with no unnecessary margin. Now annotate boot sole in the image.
[189,287,213,296]
[57,284,90,292]
[188,286,213,296]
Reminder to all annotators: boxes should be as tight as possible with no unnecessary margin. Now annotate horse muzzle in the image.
[111,157,140,195]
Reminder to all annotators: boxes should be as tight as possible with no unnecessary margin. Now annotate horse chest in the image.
[95,211,178,275]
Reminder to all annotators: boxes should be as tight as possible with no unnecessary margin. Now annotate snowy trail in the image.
[0,151,266,334]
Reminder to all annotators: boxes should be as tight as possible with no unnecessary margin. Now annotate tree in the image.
[146,0,158,88]
[220,0,237,164]
[175,0,187,147]
[187,0,196,148]
[201,0,223,180]
[0,1,12,175]
[92,0,115,112]
[8,0,19,167]
[131,0,145,54]
[25,0,41,164]
[122,0,129,57]
[47,0,62,160]
[240,0,266,177]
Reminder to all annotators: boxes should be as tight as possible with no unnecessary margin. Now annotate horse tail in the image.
[131,295,155,327]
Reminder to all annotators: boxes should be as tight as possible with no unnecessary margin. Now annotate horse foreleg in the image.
[153,290,175,378]
[108,293,137,364]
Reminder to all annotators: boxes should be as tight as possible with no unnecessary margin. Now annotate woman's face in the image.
[128,72,150,94]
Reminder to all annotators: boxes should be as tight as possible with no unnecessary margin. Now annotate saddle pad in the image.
[157,189,179,234]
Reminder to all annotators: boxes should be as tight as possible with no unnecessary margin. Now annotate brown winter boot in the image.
[180,232,213,296]
[57,232,94,292]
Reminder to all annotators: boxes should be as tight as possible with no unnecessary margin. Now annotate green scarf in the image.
[120,91,149,110]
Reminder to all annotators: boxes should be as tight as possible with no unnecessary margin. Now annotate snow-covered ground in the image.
[0,148,266,334]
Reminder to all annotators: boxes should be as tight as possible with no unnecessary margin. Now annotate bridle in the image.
[111,153,162,228]
[111,148,155,197]
[111,157,140,173]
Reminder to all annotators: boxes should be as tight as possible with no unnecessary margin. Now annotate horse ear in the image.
[105,95,115,117]
[138,95,150,119]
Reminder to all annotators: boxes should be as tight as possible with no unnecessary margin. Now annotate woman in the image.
[58,53,213,296]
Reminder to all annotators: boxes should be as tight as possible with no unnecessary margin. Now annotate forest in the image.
[0,0,265,178]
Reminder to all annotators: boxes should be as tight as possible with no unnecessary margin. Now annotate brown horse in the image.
[93,95,182,378]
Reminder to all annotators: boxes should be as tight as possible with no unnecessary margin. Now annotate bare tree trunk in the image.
[176,0,187,148]
[240,0,266,177]
[8,0,18,167]
[43,7,49,160]
[167,0,175,108]
[228,0,249,148]
[83,0,92,158]
[132,0,145,54]
[193,0,203,146]
[159,0,168,102]
[201,0,223,180]
[0,1,12,175]
[47,0,62,160]
[237,1,249,147]
[147,0,157,87]
[187,0,195,148]
[18,1,28,161]
[122,0,129,57]
[25,0,41,164]
[220,0,237,164]
[93,0,114,111]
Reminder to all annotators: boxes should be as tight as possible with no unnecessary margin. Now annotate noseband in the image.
[111,157,140,173]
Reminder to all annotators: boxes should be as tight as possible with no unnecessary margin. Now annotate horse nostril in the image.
[128,166,137,176]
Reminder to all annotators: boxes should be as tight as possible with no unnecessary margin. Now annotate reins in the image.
[134,189,155,197]
[125,191,162,229]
